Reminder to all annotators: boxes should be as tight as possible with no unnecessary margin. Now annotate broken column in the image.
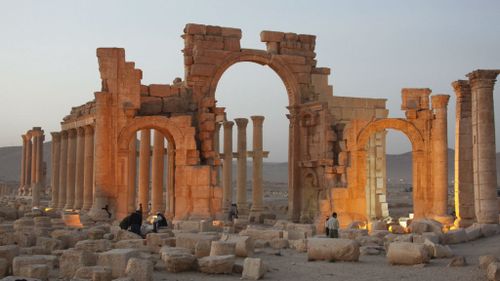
[74,127,85,210]
[152,130,164,214]
[50,132,61,208]
[452,80,475,227]
[222,121,234,215]
[431,95,450,222]
[467,69,500,224]
[139,129,151,214]
[82,125,94,211]
[65,128,77,210]
[250,116,265,216]
[235,118,249,215]
[57,131,68,209]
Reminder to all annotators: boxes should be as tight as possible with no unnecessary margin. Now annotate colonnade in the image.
[18,127,45,207]
[50,126,95,211]
[0,183,15,197]
[217,115,267,220]
[127,129,175,216]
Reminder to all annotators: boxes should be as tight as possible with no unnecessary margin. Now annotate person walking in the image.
[327,212,339,238]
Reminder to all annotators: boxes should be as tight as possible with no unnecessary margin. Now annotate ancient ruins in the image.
[1,23,500,281]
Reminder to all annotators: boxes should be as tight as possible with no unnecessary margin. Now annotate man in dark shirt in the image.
[129,210,142,235]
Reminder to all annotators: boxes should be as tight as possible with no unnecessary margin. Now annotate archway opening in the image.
[215,62,289,219]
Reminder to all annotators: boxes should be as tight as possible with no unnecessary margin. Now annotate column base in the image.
[433,215,455,226]
[454,217,475,228]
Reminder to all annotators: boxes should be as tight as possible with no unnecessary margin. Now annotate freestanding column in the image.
[64,129,77,210]
[127,133,137,213]
[166,145,175,217]
[23,135,32,196]
[50,132,61,208]
[151,130,164,214]
[57,131,68,209]
[138,129,151,215]
[452,80,475,227]
[431,95,450,221]
[82,126,94,211]
[31,132,41,207]
[235,118,249,215]
[222,121,234,214]
[467,69,500,224]
[74,128,85,210]
[19,135,28,195]
[250,116,265,214]
[30,131,38,196]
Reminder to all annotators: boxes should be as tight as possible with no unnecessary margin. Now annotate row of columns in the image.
[454,70,500,226]
[0,184,14,197]
[128,129,174,216]
[218,116,266,219]
[50,126,95,211]
[19,127,45,207]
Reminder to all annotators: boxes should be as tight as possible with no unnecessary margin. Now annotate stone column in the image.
[31,131,41,207]
[251,116,265,214]
[57,131,68,209]
[431,95,450,221]
[50,132,61,208]
[23,134,32,196]
[452,80,475,227]
[127,134,137,213]
[222,121,234,214]
[467,69,500,224]
[64,129,77,210]
[166,145,175,217]
[82,126,94,211]
[74,128,85,210]
[30,131,38,196]
[138,129,151,214]
[19,135,28,195]
[214,122,222,187]
[152,130,164,214]
[235,118,249,215]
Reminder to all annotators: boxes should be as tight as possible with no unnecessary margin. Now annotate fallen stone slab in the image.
[74,265,112,281]
[159,247,195,273]
[448,256,466,267]
[210,241,236,256]
[443,228,468,244]
[387,242,430,265]
[18,264,49,281]
[12,255,57,276]
[97,249,141,278]
[125,257,153,281]
[239,228,283,242]
[307,238,360,262]
[60,248,97,279]
[75,239,112,253]
[175,233,219,253]
[242,257,266,280]
[197,255,235,274]
[220,234,254,257]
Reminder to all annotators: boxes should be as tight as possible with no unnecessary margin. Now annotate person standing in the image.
[324,217,330,236]
[129,209,142,236]
[327,212,339,238]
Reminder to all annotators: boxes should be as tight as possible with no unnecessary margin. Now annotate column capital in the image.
[67,128,77,138]
[466,69,500,90]
[60,130,69,138]
[451,80,471,97]
[51,132,61,141]
[77,127,85,137]
[431,94,450,109]
[250,115,265,126]
[234,118,249,128]
[84,125,94,135]
[22,134,30,142]
[223,121,234,129]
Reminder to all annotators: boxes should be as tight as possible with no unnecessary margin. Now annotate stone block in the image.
[124,258,153,281]
[114,239,148,251]
[175,233,219,253]
[239,228,282,242]
[269,239,288,249]
[75,239,112,253]
[424,240,453,259]
[487,262,500,281]
[480,255,498,270]
[0,258,7,278]
[340,229,369,239]
[387,242,430,265]
[19,264,49,281]
[114,230,142,241]
[51,229,87,248]
[0,245,19,268]
[210,241,235,256]
[15,231,36,247]
[242,257,266,280]
[307,238,360,262]
[479,224,500,237]
[149,84,172,98]
[443,228,468,244]
[74,266,112,281]
[448,256,466,267]
[60,248,97,279]
[185,23,206,35]
[260,31,284,42]
[36,237,63,253]
[369,220,387,231]
[12,255,56,276]
[88,228,106,240]
[146,233,175,253]
[194,240,211,258]
[220,234,254,257]
[197,255,235,274]
[408,219,443,235]
[221,27,242,38]
[159,247,195,273]
[466,224,482,241]
[97,249,141,278]
[289,239,308,252]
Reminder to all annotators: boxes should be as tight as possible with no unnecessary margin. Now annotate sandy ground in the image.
[154,234,500,281]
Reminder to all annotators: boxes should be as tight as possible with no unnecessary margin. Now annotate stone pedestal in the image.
[152,130,164,214]
[452,80,475,227]
[250,116,265,218]
[467,70,500,224]
[222,121,234,214]
[235,118,249,215]
[82,126,94,211]
[431,95,450,221]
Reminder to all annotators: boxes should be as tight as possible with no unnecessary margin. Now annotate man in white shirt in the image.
[327,212,339,238]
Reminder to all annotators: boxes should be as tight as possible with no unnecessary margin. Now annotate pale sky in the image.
[1,0,499,162]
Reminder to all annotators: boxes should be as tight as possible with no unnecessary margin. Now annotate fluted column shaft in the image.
[166,145,175,217]
[50,132,61,208]
[468,70,499,224]
[235,118,249,215]
[30,133,38,194]
[452,81,475,227]
[57,131,68,209]
[19,135,28,194]
[64,129,77,210]
[82,126,94,211]
[251,116,265,213]
[24,136,32,195]
[152,130,164,214]
[431,95,450,219]
[31,134,40,206]
[127,134,137,213]
[139,129,151,214]
[74,128,85,210]
[222,121,234,213]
